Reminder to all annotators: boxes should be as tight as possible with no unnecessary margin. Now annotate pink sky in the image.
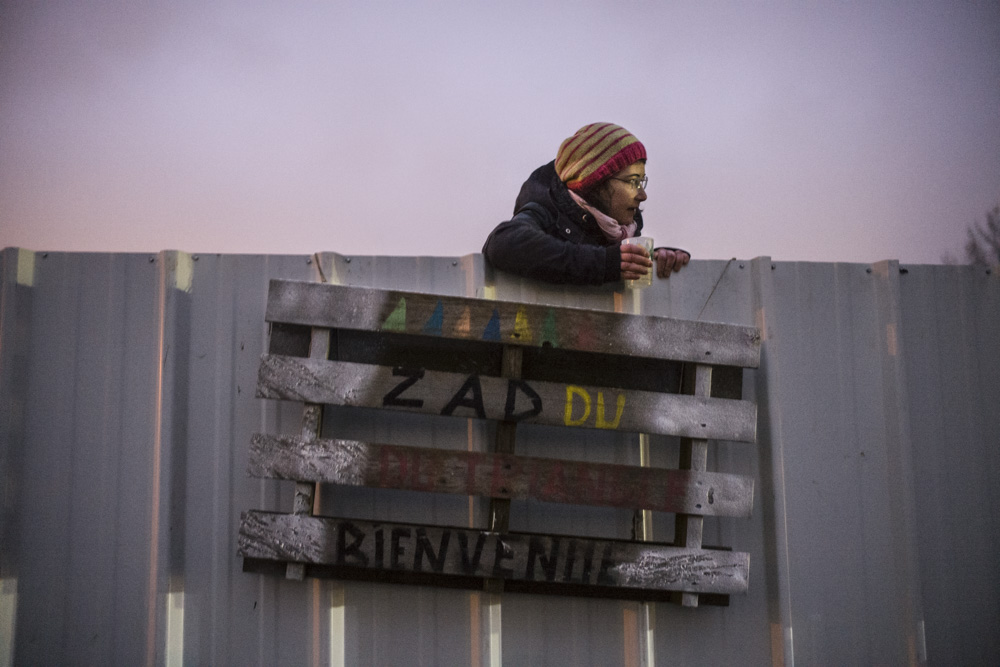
[2,1,998,263]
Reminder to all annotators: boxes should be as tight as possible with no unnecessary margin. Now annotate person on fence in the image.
[483,122,690,285]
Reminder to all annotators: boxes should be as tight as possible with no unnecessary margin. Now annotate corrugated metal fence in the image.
[0,248,997,665]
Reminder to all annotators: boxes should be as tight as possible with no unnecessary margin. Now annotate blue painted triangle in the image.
[482,309,501,341]
[422,301,444,336]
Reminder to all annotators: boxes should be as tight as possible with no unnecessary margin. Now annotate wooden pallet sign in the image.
[239,279,761,606]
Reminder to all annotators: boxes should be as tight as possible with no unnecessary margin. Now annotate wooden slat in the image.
[293,327,331,516]
[286,326,330,580]
[488,345,522,534]
[248,434,755,518]
[256,355,758,443]
[264,280,761,368]
[674,363,713,607]
[238,511,750,596]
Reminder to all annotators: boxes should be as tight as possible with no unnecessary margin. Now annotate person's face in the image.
[598,161,647,226]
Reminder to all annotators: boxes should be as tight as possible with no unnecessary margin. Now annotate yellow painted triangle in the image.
[512,308,533,342]
[382,297,407,331]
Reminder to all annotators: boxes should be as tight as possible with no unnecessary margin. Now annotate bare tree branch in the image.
[945,205,1000,265]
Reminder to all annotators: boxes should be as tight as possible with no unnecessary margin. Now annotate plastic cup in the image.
[622,236,654,288]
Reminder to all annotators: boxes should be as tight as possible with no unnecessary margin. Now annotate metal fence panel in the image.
[1,248,997,666]
[899,264,1000,665]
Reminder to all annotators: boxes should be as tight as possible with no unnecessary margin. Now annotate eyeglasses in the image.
[611,176,648,191]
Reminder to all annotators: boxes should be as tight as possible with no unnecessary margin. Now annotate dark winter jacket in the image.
[482,161,643,285]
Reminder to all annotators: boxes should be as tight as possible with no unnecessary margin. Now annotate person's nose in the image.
[636,186,647,202]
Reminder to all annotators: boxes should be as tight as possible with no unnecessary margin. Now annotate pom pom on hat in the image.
[555,122,646,191]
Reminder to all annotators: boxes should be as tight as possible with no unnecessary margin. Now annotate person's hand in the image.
[620,244,653,280]
[654,248,690,278]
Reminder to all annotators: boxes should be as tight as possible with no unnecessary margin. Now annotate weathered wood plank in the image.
[264,279,761,368]
[293,327,331,516]
[248,434,755,517]
[489,344,522,535]
[256,355,758,442]
[286,327,331,580]
[674,363,713,607]
[238,511,750,596]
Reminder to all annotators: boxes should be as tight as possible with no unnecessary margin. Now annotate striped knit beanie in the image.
[555,122,646,192]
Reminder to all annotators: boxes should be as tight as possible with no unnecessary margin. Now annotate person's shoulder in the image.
[514,161,559,214]
[527,160,557,183]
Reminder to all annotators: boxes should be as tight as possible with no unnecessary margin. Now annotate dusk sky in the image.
[2,1,998,264]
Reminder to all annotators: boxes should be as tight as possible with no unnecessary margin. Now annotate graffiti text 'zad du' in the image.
[382,367,626,429]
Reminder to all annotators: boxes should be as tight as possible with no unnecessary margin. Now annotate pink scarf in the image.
[568,190,638,243]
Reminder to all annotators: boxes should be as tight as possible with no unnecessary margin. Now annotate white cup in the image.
[622,236,654,288]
